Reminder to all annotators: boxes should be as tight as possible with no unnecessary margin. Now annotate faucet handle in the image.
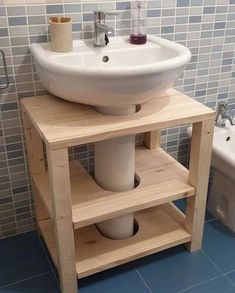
[94,10,120,20]
[218,102,228,113]
[94,10,105,20]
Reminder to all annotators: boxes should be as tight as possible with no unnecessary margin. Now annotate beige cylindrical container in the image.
[50,17,73,52]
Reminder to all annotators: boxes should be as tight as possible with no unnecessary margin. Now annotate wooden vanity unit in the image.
[21,88,215,293]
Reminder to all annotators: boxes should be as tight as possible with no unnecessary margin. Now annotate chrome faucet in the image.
[94,11,117,46]
[215,102,235,127]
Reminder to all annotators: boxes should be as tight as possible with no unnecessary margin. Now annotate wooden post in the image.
[23,113,48,222]
[144,131,161,149]
[185,119,214,252]
[47,147,77,293]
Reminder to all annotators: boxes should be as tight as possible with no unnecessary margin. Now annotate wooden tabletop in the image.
[21,88,215,149]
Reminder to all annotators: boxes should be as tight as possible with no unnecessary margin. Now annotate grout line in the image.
[131,263,153,293]
[1,6,19,237]
[225,269,235,287]
[0,229,33,241]
[201,249,235,288]
[201,249,224,274]
[225,268,235,276]
[0,271,52,289]
[179,231,235,293]
[177,275,223,293]
[50,270,61,291]
[224,274,235,287]
[38,233,60,288]
[204,217,217,223]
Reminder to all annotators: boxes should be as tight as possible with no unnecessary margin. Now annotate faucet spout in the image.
[94,10,117,47]
[96,23,113,34]
[215,102,235,127]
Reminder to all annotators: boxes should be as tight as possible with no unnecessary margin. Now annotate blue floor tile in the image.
[181,276,235,293]
[226,271,235,286]
[203,220,235,273]
[1,222,235,293]
[134,245,221,293]
[39,236,57,271]
[0,273,60,293]
[173,199,214,221]
[79,263,149,293]
[0,232,51,287]
[205,211,215,221]
[173,199,186,212]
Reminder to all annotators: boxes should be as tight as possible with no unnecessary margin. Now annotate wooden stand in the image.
[21,89,215,293]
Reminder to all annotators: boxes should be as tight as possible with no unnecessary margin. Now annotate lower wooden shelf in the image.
[38,202,191,279]
[33,146,195,229]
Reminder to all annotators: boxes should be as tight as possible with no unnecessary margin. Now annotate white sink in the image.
[31,35,191,109]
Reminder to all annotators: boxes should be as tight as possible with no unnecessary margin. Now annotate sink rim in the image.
[30,35,191,77]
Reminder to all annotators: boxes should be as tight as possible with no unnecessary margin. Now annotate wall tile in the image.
[8,16,27,26]
[7,6,26,16]
[0,0,234,239]
[46,4,63,14]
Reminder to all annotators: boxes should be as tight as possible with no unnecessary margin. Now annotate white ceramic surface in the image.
[209,123,235,232]
[31,35,191,108]
[95,106,136,240]
[187,123,235,232]
[187,123,235,180]
[211,122,235,180]
[187,121,235,232]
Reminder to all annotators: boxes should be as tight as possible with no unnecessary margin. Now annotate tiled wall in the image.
[0,0,234,239]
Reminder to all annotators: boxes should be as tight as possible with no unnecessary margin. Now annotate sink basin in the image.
[31,35,191,109]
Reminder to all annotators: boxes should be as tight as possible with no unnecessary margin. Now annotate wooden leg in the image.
[31,185,49,222]
[23,113,47,222]
[185,119,214,252]
[47,147,77,293]
[144,131,161,149]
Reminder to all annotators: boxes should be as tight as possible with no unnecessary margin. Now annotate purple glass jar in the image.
[130,1,147,45]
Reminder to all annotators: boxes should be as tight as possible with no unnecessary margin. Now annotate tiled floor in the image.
[1,201,235,293]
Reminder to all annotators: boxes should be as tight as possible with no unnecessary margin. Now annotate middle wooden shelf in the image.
[32,146,195,229]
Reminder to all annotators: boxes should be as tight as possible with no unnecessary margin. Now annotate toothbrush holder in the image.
[50,17,73,53]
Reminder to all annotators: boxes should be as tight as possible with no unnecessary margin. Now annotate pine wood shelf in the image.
[21,88,215,150]
[32,146,195,229]
[21,89,215,293]
[38,203,191,278]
